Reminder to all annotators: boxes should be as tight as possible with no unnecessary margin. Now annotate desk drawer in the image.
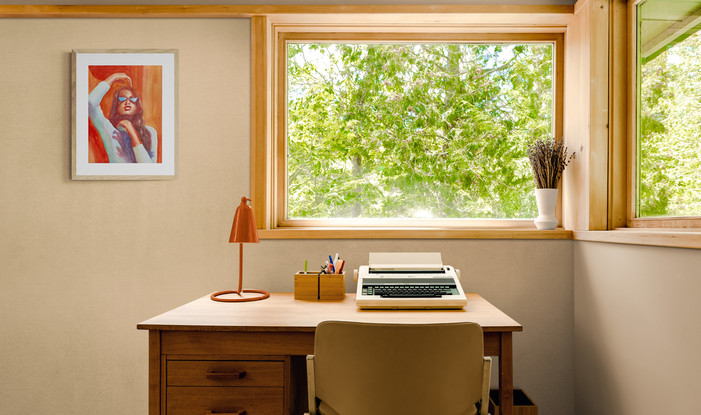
[167,386,283,415]
[167,360,284,387]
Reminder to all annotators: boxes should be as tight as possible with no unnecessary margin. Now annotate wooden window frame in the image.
[625,0,701,229]
[254,13,568,239]
[573,0,701,250]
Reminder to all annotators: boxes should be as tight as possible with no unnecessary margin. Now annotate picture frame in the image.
[72,49,178,180]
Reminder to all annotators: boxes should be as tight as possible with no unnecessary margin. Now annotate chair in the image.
[305,321,492,415]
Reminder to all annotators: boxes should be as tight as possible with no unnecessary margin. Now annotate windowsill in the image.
[258,227,573,240]
[259,227,700,248]
[573,229,701,250]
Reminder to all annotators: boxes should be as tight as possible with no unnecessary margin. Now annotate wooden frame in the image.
[72,49,178,180]
[562,0,611,231]
[255,18,567,238]
[0,5,573,18]
[625,0,701,228]
[561,0,701,249]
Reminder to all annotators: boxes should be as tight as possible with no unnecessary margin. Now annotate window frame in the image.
[626,0,701,229]
[254,15,567,238]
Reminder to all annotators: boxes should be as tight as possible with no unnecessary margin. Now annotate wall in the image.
[0,13,573,415]
[574,241,701,414]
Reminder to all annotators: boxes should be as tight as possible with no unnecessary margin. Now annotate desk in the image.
[138,293,522,415]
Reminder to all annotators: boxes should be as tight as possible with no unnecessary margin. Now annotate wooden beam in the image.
[251,16,272,230]
[0,4,574,18]
[564,0,611,230]
[609,0,629,229]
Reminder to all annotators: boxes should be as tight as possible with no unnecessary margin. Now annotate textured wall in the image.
[0,15,573,415]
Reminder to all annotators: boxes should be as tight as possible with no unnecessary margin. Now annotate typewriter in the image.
[355,252,467,310]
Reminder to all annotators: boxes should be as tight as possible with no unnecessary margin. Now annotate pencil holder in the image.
[294,272,319,301]
[294,272,345,301]
[320,272,345,300]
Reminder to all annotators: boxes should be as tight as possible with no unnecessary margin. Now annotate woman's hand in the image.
[117,120,141,148]
[104,73,132,87]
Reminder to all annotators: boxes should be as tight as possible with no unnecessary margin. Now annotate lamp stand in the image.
[211,243,270,302]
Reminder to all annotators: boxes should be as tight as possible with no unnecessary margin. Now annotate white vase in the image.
[534,188,559,230]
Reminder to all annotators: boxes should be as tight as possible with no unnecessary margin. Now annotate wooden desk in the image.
[138,293,522,415]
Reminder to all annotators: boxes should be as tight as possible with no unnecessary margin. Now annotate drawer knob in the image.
[205,411,246,415]
[205,370,247,380]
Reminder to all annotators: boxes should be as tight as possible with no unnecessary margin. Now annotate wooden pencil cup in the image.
[294,272,345,301]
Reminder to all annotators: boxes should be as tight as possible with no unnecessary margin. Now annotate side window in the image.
[637,0,701,219]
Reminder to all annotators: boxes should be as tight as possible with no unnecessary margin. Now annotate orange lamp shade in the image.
[229,197,259,244]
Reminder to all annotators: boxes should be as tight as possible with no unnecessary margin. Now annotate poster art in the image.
[72,50,177,179]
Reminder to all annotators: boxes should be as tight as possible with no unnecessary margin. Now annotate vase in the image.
[534,188,559,230]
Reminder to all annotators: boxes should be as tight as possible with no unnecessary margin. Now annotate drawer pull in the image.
[206,370,247,380]
[205,411,246,415]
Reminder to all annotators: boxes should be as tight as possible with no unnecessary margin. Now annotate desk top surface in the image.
[137,293,522,332]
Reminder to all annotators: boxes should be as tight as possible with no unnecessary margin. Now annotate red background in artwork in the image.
[88,65,163,163]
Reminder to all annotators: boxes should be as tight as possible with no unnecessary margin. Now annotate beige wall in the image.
[574,242,701,414]
[0,15,575,415]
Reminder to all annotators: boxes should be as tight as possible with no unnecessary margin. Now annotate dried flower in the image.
[527,137,575,189]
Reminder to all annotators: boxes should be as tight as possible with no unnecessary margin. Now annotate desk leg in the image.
[148,330,161,415]
[499,332,514,415]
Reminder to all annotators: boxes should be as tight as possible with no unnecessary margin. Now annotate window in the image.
[286,40,554,222]
[252,14,568,237]
[635,0,701,224]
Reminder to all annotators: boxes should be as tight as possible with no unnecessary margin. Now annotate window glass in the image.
[286,42,554,220]
[638,0,701,217]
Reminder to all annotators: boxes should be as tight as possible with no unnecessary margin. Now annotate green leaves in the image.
[639,31,701,217]
[287,43,554,219]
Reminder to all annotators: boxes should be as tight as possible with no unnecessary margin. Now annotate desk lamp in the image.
[210,197,270,302]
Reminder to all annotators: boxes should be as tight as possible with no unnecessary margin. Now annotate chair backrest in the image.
[311,321,485,415]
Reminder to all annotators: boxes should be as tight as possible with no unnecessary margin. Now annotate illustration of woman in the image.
[88,73,158,163]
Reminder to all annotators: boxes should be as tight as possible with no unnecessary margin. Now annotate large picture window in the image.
[275,32,563,229]
[637,0,701,219]
[287,41,554,221]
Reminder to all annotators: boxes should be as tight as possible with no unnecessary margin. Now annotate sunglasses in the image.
[118,96,139,103]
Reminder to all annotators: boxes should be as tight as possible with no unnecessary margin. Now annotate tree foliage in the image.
[640,31,701,217]
[287,42,554,219]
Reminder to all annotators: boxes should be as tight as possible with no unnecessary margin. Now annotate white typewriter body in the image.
[355,252,468,310]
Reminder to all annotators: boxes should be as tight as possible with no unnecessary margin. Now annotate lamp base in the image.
[210,289,270,302]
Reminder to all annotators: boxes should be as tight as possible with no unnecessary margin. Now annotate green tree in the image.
[639,31,701,217]
[287,42,554,219]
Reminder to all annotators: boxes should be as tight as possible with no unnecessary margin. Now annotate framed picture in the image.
[72,49,177,180]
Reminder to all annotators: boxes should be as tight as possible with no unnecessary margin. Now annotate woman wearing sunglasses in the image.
[88,72,158,163]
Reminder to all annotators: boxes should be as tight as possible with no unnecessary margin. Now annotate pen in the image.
[304,259,308,273]
[333,253,339,268]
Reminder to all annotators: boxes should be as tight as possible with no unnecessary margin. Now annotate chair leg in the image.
[481,357,492,415]
[306,355,317,415]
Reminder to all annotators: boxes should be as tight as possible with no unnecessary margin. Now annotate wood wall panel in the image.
[564,0,612,230]
[564,0,592,230]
